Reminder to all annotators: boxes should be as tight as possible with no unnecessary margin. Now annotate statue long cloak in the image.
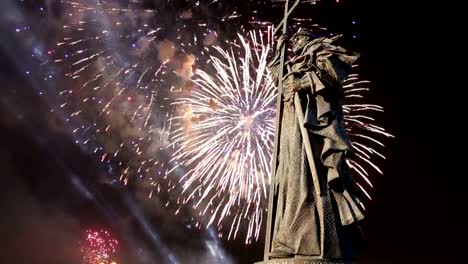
[270,35,364,258]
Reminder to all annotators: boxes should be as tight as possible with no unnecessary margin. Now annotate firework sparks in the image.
[342,66,395,201]
[52,0,175,191]
[48,0,235,195]
[169,29,276,243]
[81,228,119,264]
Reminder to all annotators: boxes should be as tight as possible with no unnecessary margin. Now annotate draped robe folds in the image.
[269,35,365,258]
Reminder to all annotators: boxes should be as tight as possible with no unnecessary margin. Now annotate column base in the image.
[255,258,354,264]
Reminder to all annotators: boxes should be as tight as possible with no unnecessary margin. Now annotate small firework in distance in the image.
[81,228,119,264]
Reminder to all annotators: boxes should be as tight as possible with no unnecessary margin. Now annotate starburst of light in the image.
[168,29,276,243]
[81,228,119,264]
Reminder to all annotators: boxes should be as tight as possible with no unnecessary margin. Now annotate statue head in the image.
[291,29,313,54]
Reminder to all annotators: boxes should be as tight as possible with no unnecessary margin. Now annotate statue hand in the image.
[276,35,285,51]
[283,76,302,92]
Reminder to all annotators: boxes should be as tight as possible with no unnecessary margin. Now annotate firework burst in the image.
[169,29,276,243]
[81,228,119,264]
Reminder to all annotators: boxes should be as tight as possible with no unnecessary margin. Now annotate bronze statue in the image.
[261,29,365,263]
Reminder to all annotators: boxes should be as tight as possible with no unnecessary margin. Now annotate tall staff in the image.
[263,0,300,260]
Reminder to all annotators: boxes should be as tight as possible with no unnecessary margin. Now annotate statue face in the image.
[291,34,309,54]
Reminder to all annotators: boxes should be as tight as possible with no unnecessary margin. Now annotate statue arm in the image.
[268,35,288,83]
[310,36,360,88]
[281,56,321,93]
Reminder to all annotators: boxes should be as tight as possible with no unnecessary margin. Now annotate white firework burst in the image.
[169,29,276,243]
[342,68,394,201]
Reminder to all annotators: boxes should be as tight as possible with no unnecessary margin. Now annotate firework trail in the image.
[342,66,394,201]
[81,228,119,264]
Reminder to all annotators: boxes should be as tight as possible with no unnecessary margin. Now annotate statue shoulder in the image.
[304,34,359,65]
[302,38,324,54]
[303,34,343,54]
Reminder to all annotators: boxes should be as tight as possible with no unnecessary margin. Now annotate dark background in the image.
[0,0,461,263]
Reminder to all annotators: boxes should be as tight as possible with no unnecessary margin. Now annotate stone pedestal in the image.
[255,258,354,264]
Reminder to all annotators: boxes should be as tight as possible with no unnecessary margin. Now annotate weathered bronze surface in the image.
[261,2,365,262]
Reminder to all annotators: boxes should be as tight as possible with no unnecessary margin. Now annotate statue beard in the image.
[292,42,307,55]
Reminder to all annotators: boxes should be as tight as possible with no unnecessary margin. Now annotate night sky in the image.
[0,0,461,263]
